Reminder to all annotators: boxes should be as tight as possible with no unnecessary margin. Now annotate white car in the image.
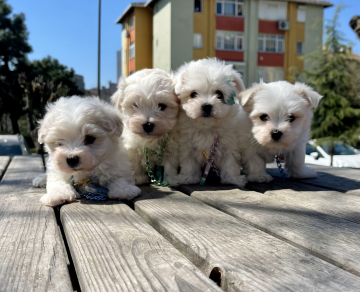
[305,140,360,168]
[0,135,31,157]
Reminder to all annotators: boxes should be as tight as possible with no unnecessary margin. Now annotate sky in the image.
[10,0,360,90]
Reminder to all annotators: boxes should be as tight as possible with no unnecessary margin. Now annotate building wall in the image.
[153,0,171,72]
[193,0,216,61]
[304,5,323,70]
[117,50,121,81]
[284,2,305,82]
[134,7,153,71]
[171,0,193,71]
[244,0,259,87]
[121,24,129,76]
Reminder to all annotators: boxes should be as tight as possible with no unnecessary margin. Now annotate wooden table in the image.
[1,156,360,291]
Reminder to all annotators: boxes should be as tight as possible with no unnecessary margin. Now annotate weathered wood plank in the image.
[0,155,10,179]
[134,185,360,292]
[0,156,72,292]
[61,201,221,292]
[246,178,360,224]
[178,184,360,277]
[267,163,360,194]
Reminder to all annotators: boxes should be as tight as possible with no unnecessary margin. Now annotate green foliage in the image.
[303,6,360,150]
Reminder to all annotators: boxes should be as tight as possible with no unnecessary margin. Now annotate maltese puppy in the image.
[174,58,247,187]
[238,80,322,182]
[32,96,141,207]
[111,68,180,186]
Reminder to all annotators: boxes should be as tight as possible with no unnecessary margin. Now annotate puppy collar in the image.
[225,75,236,105]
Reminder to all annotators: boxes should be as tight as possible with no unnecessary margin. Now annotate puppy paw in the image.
[108,184,141,200]
[134,175,150,185]
[289,166,317,179]
[165,175,180,187]
[40,190,77,207]
[177,174,201,185]
[222,175,248,188]
[33,173,47,188]
[247,172,273,183]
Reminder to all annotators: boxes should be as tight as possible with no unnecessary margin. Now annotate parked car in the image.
[0,135,31,157]
[305,140,360,168]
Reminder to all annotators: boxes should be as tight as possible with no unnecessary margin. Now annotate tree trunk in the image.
[330,141,334,167]
[10,114,20,134]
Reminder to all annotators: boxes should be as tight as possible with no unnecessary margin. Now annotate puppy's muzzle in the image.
[271,130,283,141]
[143,122,155,134]
[202,104,213,117]
[67,156,80,168]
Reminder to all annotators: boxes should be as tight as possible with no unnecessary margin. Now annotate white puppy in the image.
[174,58,247,187]
[32,96,141,207]
[111,69,180,186]
[238,80,322,182]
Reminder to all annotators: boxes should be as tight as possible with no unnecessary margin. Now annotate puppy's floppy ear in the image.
[294,82,323,108]
[100,109,124,137]
[240,81,264,112]
[230,70,246,94]
[37,118,47,144]
[111,76,127,110]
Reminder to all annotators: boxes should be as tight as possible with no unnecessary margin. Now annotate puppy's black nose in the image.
[67,156,79,168]
[143,122,155,134]
[202,103,213,117]
[271,130,283,141]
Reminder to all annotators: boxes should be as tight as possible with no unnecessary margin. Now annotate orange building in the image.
[117,0,332,86]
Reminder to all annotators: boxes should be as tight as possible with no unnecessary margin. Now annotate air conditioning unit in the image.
[126,30,130,38]
[278,20,290,31]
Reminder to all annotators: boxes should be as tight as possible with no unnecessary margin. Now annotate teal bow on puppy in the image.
[225,75,236,105]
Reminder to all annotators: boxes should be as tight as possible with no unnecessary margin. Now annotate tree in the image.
[302,6,360,166]
[0,0,32,133]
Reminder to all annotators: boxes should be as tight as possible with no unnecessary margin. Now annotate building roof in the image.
[115,2,146,24]
[288,0,333,7]
[145,0,333,8]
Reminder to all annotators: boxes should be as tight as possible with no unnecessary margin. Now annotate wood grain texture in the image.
[61,201,221,292]
[246,178,360,224]
[179,184,360,277]
[0,156,72,292]
[267,163,360,194]
[0,156,10,179]
[134,185,360,292]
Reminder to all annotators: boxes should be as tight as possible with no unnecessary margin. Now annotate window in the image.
[193,33,203,49]
[258,34,284,53]
[257,67,283,82]
[297,5,306,23]
[216,31,244,51]
[195,0,202,12]
[216,0,244,17]
[129,15,134,30]
[258,1,287,21]
[130,42,135,59]
[296,42,303,55]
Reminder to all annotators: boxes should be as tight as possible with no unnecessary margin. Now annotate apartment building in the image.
[117,0,332,86]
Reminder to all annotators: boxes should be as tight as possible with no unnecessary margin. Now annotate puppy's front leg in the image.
[40,173,78,207]
[242,148,273,183]
[128,147,150,185]
[285,142,317,179]
[164,154,180,186]
[107,178,141,200]
[178,150,202,185]
[218,150,247,188]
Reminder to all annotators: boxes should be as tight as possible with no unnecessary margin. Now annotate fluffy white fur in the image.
[32,96,141,207]
[174,58,247,187]
[238,80,322,182]
[111,69,180,186]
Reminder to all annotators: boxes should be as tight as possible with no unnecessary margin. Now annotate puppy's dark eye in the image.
[288,114,296,123]
[58,142,63,147]
[133,103,138,108]
[190,92,197,98]
[84,135,96,145]
[215,90,224,100]
[158,103,167,111]
[260,114,269,121]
